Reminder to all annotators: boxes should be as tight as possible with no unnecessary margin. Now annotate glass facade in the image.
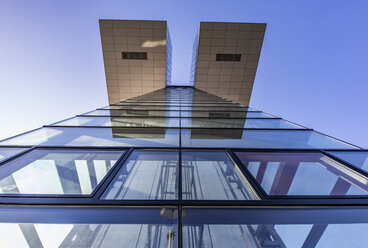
[0,87,366,247]
[182,207,368,247]
[0,149,124,195]
[103,150,179,200]
[236,152,368,196]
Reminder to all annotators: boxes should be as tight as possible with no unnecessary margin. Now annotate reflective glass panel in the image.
[182,151,258,200]
[181,106,250,111]
[116,102,238,106]
[0,127,179,147]
[83,109,180,117]
[181,129,357,149]
[104,105,181,111]
[183,207,368,248]
[116,102,176,106]
[328,151,368,173]
[181,118,303,129]
[0,148,27,163]
[54,117,180,128]
[103,150,178,200]
[0,206,178,248]
[236,152,368,196]
[180,111,275,118]
[0,149,123,195]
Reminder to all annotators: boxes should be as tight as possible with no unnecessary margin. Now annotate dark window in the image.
[122,52,147,60]
[216,54,241,61]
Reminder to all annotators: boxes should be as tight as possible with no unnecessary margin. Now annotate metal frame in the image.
[0,147,368,204]
[0,86,366,248]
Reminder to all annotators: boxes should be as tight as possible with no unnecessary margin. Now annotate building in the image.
[0,20,367,247]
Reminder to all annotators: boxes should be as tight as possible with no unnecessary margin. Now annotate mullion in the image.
[1,84,367,248]
[92,148,134,199]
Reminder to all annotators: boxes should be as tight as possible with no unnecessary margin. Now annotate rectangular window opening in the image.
[216,53,241,61]
[122,52,147,60]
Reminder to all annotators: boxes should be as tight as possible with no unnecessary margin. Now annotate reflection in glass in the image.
[54,117,180,128]
[181,111,275,118]
[236,152,368,196]
[0,148,27,163]
[183,207,368,248]
[181,129,357,149]
[103,150,178,200]
[181,118,303,129]
[181,106,250,111]
[328,151,368,173]
[0,206,178,248]
[83,109,181,117]
[0,149,124,195]
[104,105,181,111]
[0,127,180,147]
[182,151,257,200]
[115,102,239,106]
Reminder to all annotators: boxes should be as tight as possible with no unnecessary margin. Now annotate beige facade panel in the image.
[100,20,169,104]
[193,22,266,106]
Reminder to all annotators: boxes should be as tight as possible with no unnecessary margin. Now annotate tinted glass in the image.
[103,150,179,200]
[183,207,368,248]
[0,148,27,163]
[54,117,180,128]
[328,151,368,173]
[181,118,303,129]
[182,151,258,200]
[0,206,177,248]
[0,149,123,195]
[83,109,180,117]
[180,111,275,118]
[236,152,368,196]
[181,129,357,149]
[0,127,179,147]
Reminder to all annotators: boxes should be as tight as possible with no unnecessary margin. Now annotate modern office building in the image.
[0,20,367,247]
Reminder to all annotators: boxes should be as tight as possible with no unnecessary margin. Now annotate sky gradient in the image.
[0,0,367,147]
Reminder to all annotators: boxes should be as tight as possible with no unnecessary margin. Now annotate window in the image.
[83,109,181,117]
[0,127,180,147]
[181,129,357,149]
[236,152,368,196]
[328,151,368,174]
[0,149,124,195]
[216,53,242,61]
[54,117,180,128]
[182,151,258,200]
[103,150,179,200]
[181,106,249,111]
[0,206,177,247]
[0,148,27,163]
[121,52,147,60]
[180,111,275,118]
[105,105,181,111]
[180,118,303,129]
[182,207,368,248]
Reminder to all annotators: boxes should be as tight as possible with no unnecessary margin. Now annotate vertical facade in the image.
[192,22,266,106]
[0,19,368,247]
[0,87,368,247]
[100,20,172,104]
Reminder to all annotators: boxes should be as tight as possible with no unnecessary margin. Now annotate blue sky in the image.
[0,0,367,147]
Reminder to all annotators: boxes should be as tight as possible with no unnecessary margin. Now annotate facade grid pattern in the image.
[0,87,367,247]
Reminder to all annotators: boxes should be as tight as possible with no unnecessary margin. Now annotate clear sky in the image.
[0,0,367,148]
